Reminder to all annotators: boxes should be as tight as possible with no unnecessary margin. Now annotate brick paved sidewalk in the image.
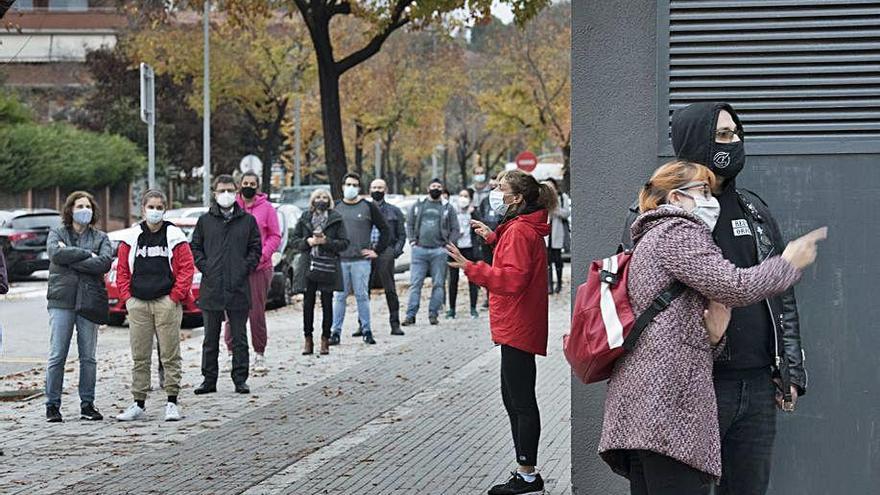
[1,271,572,495]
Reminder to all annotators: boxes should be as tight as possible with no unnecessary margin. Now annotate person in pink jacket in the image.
[223,171,281,371]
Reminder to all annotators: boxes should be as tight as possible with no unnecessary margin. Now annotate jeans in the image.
[500,345,541,467]
[628,450,712,495]
[332,260,372,336]
[406,246,448,319]
[714,371,777,495]
[45,308,98,407]
[202,310,249,385]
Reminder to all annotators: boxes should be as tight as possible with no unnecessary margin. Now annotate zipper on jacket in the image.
[751,219,782,368]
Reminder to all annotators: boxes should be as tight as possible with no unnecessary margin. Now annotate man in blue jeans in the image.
[330,173,390,345]
[403,178,460,326]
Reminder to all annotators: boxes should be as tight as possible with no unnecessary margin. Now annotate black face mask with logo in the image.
[710,141,745,179]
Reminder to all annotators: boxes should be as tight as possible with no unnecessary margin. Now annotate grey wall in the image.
[571,2,880,494]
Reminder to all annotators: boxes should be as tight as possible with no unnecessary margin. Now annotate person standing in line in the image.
[44,191,113,423]
[330,173,390,346]
[290,189,349,355]
[542,178,570,295]
[448,170,557,495]
[115,190,194,422]
[221,171,281,373]
[191,175,262,395]
[600,160,824,495]
[403,178,460,327]
[358,178,406,336]
[476,175,502,309]
[446,188,481,320]
[471,166,492,207]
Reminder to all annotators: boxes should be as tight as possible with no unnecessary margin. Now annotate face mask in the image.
[458,197,471,209]
[215,191,236,208]
[343,186,359,201]
[73,208,93,225]
[370,191,385,203]
[145,209,164,225]
[710,140,745,179]
[241,186,257,199]
[314,200,330,211]
[474,174,486,184]
[677,190,720,231]
[428,189,442,200]
[489,189,508,216]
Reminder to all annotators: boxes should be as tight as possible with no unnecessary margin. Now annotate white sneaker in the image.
[254,353,267,372]
[116,403,146,421]
[164,402,182,422]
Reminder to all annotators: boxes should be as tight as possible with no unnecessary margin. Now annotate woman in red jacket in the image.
[448,169,557,495]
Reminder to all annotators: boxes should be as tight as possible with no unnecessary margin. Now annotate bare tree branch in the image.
[335,0,415,75]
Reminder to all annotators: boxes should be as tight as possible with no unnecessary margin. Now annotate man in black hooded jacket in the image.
[620,102,806,495]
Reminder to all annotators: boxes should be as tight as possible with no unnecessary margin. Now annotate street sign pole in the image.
[139,63,156,189]
[202,0,212,206]
[374,138,382,179]
[294,98,302,187]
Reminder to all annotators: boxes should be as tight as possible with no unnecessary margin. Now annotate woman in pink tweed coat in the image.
[599,161,825,495]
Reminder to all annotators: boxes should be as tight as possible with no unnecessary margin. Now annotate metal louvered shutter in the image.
[658,0,880,155]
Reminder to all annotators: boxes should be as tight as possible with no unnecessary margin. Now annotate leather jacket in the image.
[620,188,807,397]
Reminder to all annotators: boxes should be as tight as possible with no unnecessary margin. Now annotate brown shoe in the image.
[320,337,330,355]
[302,336,314,355]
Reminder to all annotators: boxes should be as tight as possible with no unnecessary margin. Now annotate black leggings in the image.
[548,248,563,288]
[627,450,711,495]
[448,247,479,312]
[303,279,333,339]
[500,345,540,466]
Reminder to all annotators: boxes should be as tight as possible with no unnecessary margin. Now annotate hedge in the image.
[0,123,146,193]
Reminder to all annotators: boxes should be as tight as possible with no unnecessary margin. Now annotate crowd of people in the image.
[18,100,827,495]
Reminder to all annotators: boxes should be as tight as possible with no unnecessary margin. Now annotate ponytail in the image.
[537,182,559,212]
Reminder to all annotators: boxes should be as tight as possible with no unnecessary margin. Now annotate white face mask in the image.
[215,191,236,208]
[489,189,508,216]
[458,197,471,209]
[677,190,720,231]
[343,185,359,201]
[145,209,164,225]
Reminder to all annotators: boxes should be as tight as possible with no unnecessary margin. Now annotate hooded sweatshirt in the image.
[464,208,551,356]
[236,192,281,273]
[671,102,776,374]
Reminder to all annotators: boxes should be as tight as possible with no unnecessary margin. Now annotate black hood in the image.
[671,102,745,176]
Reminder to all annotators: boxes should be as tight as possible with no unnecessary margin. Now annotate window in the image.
[658,0,880,155]
[48,0,88,11]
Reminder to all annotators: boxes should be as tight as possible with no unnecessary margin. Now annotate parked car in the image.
[0,209,62,279]
[163,207,208,220]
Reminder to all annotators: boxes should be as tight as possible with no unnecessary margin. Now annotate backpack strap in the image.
[622,281,687,351]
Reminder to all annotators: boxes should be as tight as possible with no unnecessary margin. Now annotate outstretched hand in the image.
[446,243,468,269]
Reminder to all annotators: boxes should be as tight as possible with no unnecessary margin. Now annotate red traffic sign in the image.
[515,151,538,173]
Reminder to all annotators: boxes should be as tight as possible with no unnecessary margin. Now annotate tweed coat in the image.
[598,205,801,479]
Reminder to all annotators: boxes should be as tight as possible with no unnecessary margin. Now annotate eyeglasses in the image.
[677,182,712,200]
[715,128,743,143]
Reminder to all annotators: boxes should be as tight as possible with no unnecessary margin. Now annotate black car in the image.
[0,209,63,279]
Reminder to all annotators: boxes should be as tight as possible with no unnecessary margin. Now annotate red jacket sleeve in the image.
[116,243,132,303]
[170,242,195,304]
[464,229,533,296]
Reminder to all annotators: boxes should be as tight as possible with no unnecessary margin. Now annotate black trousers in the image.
[548,248,563,288]
[202,309,248,385]
[627,450,711,495]
[303,279,333,339]
[373,251,400,327]
[448,247,479,313]
[500,345,540,466]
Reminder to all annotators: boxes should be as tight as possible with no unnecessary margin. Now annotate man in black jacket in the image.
[363,178,407,336]
[191,175,262,395]
[620,102,806,495]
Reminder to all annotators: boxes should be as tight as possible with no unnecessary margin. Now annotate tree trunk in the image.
[561,141,571,193]
[313,30,346,197]
[354,121,365,179]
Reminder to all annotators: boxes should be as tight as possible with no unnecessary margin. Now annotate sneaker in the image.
[470,308,479,319]
[46,405,63,423]
[390,325,405,336]
[164,402,182,421]
[80,403,104,421]
[429,315,439,325]
[445,309,456,319]
[488,472,544,495]
[328,333,341,346]
[401,316,416,327]
[352,324,363,337]
[363,333,376,345]
[116,403,146,422]
[254,353,267,372]
[234,383,250,394]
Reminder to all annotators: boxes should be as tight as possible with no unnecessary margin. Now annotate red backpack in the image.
[563,251,684,384]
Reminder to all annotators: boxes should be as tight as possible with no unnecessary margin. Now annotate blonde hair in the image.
[638,160,717,213]
[309,188,334,210]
